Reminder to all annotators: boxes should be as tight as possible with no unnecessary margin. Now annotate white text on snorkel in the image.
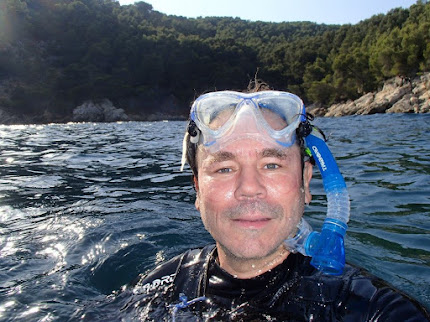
[312,146,327,171]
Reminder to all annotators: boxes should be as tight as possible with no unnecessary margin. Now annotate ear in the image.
[303,161,313,204]
[193,175,199,192]
[193,175,200,210]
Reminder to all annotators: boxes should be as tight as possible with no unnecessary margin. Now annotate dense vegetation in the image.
[0,0,429,120]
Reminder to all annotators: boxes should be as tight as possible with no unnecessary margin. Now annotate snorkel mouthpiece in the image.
[284,126,350,275]
[306,219,347,275]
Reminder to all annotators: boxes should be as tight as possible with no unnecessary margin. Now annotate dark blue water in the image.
[0,114,429,320]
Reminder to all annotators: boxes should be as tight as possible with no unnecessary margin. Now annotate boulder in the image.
[386,94,415,113]
[325,102,342,117]
[306,103,327,117]
[349,93,374,115]
[72,99,129,122]
[326,100,355,117]
[411,73,430,113]
[417,98,430,113]
[359,83,411,114]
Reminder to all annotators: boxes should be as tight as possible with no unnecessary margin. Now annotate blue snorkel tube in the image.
[284,118,350,275]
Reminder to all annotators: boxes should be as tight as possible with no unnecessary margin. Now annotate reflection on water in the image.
[0,114,429,320]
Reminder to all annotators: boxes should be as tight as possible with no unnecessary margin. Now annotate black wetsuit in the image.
[119,245,429,321]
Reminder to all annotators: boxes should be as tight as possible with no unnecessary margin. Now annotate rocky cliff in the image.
[309,73,430,117]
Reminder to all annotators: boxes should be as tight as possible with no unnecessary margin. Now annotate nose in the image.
[234,167,267,200]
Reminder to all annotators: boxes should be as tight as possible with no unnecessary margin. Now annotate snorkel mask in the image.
[189,91,303,151]
[182,90,350,275]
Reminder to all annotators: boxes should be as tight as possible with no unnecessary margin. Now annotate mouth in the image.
[232,217,272,230]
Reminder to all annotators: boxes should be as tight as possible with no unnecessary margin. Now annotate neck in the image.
[216,244,290,279]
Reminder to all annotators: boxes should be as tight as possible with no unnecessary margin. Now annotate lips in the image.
[232,217,272,229]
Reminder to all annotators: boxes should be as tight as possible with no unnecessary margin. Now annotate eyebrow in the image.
[261,148,289,159]
[208,151,236,164]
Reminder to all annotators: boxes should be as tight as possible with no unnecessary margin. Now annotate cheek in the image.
[196,178,236,230]
[198,176,236,205]
[265,173,303,198]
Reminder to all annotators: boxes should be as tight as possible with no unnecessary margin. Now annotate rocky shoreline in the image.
[1,73,429,125]
[308,73,430,117]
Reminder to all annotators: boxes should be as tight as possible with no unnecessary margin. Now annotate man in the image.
[121,86,429,321]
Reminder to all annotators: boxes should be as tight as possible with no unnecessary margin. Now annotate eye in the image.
[217,167,232,173]
[264,163,280,170]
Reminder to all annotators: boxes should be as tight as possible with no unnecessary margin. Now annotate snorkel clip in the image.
[188,120,200,144]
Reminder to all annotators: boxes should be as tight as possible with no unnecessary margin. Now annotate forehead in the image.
[196,141,301,165]
[208,106,289,131]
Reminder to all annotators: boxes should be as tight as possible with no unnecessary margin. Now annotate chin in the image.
[222,241,281,260]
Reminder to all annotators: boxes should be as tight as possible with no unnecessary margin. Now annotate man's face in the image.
[194,139,312,262]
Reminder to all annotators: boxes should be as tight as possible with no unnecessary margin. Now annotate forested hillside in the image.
[0,0,429,123]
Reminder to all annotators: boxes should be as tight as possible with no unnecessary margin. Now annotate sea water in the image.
[0,114,429,320]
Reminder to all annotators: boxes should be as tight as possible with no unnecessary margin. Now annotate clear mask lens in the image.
[190,91,304,150]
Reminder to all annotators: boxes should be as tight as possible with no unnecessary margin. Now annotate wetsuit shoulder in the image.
[247,254,428,321]
[339,263,430,321]
[133,244,215,296]
[132,254,182,294]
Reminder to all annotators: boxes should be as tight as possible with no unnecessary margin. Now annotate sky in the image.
[117,0,418,25]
